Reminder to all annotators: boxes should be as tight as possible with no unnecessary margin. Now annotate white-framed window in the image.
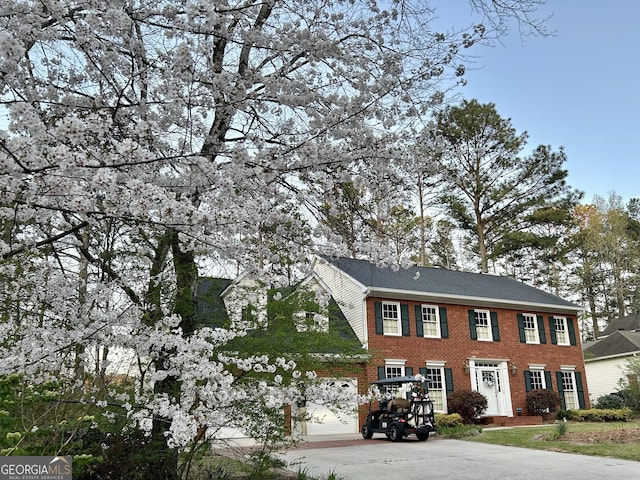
[529,370,546,390]
[424,364,446,413]
[523,313,540,344]
[384,360,406,398]
[293,311,329,333]
[421,305,441,338]
[560,369,579,410]
[554,316,569,346]
[382,302,401,336]
[385,360,405,379]
[474,309,492,341]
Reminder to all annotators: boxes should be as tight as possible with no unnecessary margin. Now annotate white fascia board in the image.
[365,287,583,315]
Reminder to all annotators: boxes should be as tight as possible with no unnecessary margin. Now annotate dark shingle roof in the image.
[195,277,233,327]
[322,256,579,311]
[601,314,640,336]
[584,331,640,360]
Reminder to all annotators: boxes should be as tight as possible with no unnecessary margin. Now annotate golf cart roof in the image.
[371,376,421,386]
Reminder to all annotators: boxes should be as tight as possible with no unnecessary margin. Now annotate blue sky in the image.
[438,1,640,204]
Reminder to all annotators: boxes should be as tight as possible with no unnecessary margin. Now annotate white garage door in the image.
[304,378,359,435]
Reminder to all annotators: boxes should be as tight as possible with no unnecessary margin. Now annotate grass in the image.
[465,420,640,462]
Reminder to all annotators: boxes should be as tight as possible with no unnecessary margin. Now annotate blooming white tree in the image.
[0,0,548,477]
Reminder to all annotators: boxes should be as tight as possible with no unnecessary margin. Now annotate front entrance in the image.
[471,361,510,416]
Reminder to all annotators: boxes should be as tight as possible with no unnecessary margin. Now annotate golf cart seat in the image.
[389,398,410,413]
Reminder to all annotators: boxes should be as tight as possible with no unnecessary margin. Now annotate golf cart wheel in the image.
[417,431,430,441]
[361,425,373,439]
[388,425,402,442]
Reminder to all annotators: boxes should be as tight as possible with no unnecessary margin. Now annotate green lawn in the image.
[465,421,640,462]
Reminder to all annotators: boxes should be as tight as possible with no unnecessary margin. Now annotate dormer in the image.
[221,273,268,331]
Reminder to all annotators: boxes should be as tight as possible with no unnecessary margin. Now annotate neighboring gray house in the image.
[583,315,640,403]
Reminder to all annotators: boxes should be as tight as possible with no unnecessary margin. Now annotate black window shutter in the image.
[490,311,500,341]
[556,371,565,409]
[419,367,429,392]
[375,302,383,335]
[405,366,414,377]
[517,314,526,343]
[439,307,449,338]
[415,305,424,337]
[576,372,586,408]
[549,316,558,344]
[401,304,410,336]
[468,310,478,340]
[445,368,454,394]
[537,315,547,344]
[524,371,532,392]
[377,366,386,380]
[568,318,577,346]
[544,371,553,390]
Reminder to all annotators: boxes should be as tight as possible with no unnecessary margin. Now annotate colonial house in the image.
[312,256,589,427]
[583,315,640,403]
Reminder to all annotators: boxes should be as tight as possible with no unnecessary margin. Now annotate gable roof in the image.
[601,314,640,336]
[194,276,363,354]
[319,256,581,314]
[584,330,640,360]
[195,277,233,327]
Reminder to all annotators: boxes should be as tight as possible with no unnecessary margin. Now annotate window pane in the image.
[475,310,491,340]
[555,317,569,345]
[426,367,445,413]
[382,303,399,334]
[562,372,577,409]
[523,314,538,343]
[386,366,403,378]
[530,370,543,390]
[422,306,439,337]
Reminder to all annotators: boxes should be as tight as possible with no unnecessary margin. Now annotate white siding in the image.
[313,259,367,345]
[584,356,630,402]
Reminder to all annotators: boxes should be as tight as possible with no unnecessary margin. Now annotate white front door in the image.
[473,362,508,416]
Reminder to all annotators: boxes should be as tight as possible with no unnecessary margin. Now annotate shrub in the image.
[569,408,632,422]
[556,409,574,421]
[526,389,562,415]
[594,393,625,410]
[434,413,463,430]
[447,390,488,423]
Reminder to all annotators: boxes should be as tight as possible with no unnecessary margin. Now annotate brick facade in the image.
[359,297,589,426]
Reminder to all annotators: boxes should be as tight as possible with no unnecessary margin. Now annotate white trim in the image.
[381,301,402,336]
[420,304,441,338]
[522,312,540,344]
[528,364,547,370]
[365,286,582,314]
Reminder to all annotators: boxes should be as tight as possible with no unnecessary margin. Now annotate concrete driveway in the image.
[278,433,639,480]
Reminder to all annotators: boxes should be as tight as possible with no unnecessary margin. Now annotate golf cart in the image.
[362,375,435,442]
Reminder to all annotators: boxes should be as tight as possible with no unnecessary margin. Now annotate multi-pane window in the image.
[523,313,539,344]
[561,371,578,410]
[385,363,405,397]
[425,367,446,413]
[421,305,440,337]
[294,311,329,333]
[554,316,569,345]
[529,370,545,390]
[385,364,404,379]
[475,310,492,341]
[382,302,401,335]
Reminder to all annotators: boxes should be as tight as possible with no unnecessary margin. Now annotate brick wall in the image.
[361,296,589,422]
